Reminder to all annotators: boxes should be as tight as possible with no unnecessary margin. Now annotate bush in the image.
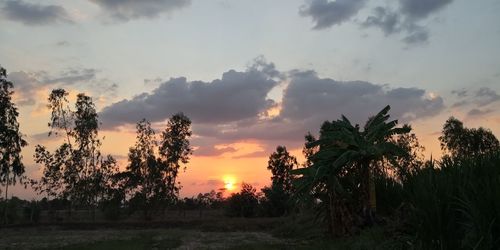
[100,198,122,221]
[22,201,41,223]
[225,183,259,217]
[260,185,291,217]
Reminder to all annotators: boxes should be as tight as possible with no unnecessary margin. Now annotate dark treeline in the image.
[2,66,500,249]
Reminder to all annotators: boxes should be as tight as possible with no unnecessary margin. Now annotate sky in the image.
[1,0,500,199]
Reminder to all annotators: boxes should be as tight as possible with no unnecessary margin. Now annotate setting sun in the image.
[223,175,237,192]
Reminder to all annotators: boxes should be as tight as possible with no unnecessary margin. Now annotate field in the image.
[0,212,392,250]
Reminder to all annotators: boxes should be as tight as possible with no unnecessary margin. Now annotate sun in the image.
[223,175,237,192]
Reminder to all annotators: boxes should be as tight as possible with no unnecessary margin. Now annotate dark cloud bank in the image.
[100,60,445,156]
[301,0,455,45]
[1,0,72,25]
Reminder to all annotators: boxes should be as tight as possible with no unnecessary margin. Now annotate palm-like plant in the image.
[293,105,410,237]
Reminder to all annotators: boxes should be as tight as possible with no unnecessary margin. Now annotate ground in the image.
[0,211,395,249]
[0,227,296,249]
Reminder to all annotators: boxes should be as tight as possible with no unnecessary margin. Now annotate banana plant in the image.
[292,105,410,236]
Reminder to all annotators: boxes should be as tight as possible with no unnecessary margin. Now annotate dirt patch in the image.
[176,231,289,249]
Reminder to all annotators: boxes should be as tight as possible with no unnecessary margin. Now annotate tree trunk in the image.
[368,170,376,212]
[362,160,375,226]
[4,174,9,225]
[328,190,337,238]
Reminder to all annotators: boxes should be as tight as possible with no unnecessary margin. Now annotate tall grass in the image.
[400,153,500,249]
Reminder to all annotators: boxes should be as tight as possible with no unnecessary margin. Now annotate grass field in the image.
[0,227,293,249]
[0,217,398,250]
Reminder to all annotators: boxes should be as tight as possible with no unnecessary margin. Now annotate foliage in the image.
[387,126,425,181]
[32,89,119,218]
[292,105,411,237]
[261,145,297,217]
[439,117,499,158]
[123,113,192,217]
[158,112,193,201]
[401,153,500,249]
[0,197,41,224]
[226,183,260,218]
[0,67,28,210]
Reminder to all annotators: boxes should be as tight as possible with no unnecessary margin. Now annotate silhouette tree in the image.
[261,145,297,216]
[293,105,410,237]
[126,119,160,219]
[302,132,317,168]
[439,117,499,158]
[158,112,192,201]
[33,89,118,220]
[389,125,425,180]
[125,114,192,219]
[0,67,28,223]
[226,183,259,217]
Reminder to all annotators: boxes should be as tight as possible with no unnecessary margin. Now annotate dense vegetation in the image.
[1,66,500,249]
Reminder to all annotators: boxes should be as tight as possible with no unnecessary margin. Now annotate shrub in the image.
[225,183,259,217]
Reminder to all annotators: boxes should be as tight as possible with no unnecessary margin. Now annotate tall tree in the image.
[34,89,118,219]
[0,67,28,223]
[439,117,499,158]
[261,145,297,216]
[126,119,162,218]
[158,112,192,201]
[267,145,297,195]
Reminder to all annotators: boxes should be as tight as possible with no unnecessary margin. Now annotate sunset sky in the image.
[1,0,500,199]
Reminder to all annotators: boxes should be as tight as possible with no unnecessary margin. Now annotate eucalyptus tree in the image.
[126,119,161,218]
[293,105,410,237]
[158,112,192,201]
[33,89,118,219]
[0,67,27,223]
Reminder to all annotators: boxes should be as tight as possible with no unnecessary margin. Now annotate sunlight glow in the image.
[223,175,237,191]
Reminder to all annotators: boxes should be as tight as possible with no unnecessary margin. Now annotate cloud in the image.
[301,0,455,45]
[280,70,444,124]
[182,68,445,149]
[451,100,468,108]
[7,67,117,107]
[362,6,401,35]
[476,87,500,107]
[194,145,237,157]
[361,8,431,45]
[1,0,72,25]
[40,68,98,85]
[400,0,454,20]
[99,60,279,129]
[55,41,70,47]
[100,60,445,156]
[401,25,429,45]
[7,71,43,106]
[300,0,367,29]
[467,108,494,117]
[89,0,190,22]
[363,0,454,45]
[451,88,468,98]
[449,87,500,116]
